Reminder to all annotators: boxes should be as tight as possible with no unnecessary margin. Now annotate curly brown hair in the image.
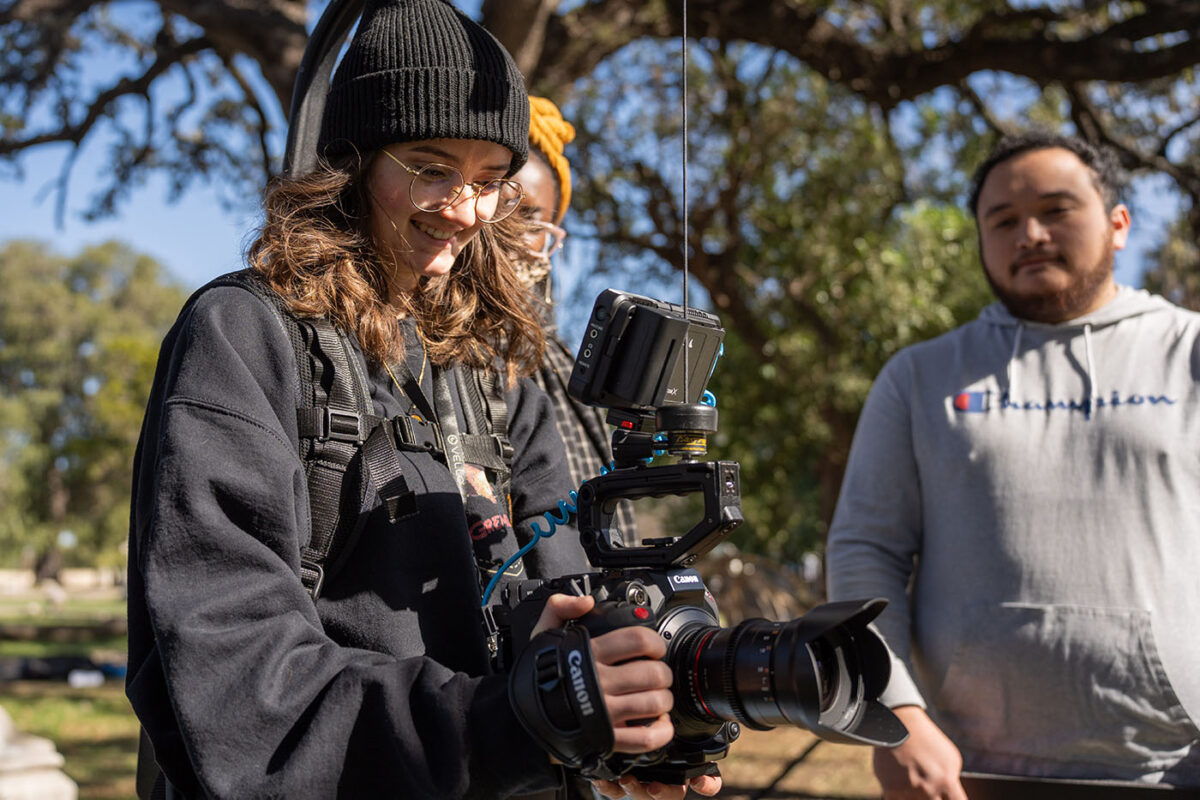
[247,151,545,385]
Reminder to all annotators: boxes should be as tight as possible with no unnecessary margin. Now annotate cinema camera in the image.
[490,290,907,784]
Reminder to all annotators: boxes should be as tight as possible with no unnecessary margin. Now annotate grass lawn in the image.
[0,590,136,799]
[721,728,881,799]
[0,595,126,622]
[0,681,138,800]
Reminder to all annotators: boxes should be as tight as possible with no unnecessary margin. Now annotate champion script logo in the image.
[952,389,1177,415]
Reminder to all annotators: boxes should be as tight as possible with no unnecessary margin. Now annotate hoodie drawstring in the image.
[1005,322,1099,419]
[1006,323,1024,402]
[1083,322,1098,419]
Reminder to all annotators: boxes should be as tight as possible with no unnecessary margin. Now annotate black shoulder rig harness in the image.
[213,270,514,598]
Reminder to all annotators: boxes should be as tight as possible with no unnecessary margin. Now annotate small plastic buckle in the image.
[300,559,326,599]
[322,408,363,443]
[394,416,444,454]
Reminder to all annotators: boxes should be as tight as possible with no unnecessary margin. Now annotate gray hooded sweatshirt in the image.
[827,286,1200,785]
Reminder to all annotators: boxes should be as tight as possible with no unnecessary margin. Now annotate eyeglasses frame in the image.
[379,148,525,223]
[526,220,567,259]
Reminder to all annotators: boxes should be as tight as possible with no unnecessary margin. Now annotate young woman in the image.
[125,2,719,799]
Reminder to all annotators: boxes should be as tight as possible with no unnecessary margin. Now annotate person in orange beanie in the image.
[513,96,638,543]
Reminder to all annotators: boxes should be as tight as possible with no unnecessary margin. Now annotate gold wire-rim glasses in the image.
[380,148,525,223]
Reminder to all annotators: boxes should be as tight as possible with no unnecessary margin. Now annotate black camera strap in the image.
[508,622,615,774]
[388,353,437,420]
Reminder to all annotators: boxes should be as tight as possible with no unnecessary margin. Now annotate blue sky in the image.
[0,142,262,287]
[0,0,1175,294]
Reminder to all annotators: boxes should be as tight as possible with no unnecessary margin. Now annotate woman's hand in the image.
[532,594,674,753]
[532,595,723,799]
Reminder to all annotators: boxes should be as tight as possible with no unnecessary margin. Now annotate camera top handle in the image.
[576,459,744,570]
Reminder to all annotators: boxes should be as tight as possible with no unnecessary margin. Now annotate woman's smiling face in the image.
[366,138,514,295]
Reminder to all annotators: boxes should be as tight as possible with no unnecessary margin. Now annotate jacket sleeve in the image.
[825,355,927,709]
[128,286,557,800]
[505,376,592,579]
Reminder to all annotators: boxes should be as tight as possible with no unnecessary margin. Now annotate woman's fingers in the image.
[529,593,595,637]
[590,625,667,665]
[592,775,711,800]
[688,773,723,796]
[603,685,674,724]
[611,712,675,754]
[591,779,626,799]
[526,598,678,757]
[595,656,672,695]
[588,626,674,754]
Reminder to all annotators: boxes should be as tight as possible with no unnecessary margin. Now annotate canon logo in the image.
[567,650,595,716]
[671,573,701,585]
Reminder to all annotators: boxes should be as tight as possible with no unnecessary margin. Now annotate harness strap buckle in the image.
[393,415,444,454]
[493,435,514,464]
[321,408,364,443]
[299,558,326,599]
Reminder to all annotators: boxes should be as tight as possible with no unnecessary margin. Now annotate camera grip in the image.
[508,623,616,771]
[577,600,657,638]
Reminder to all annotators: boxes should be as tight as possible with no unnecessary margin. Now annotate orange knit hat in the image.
[527,95,575,224]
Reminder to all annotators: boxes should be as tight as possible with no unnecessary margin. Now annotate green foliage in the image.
[711,203,990,561]
[1142,213,1200,310]
[565,41,994,561]
[0,240,186,566]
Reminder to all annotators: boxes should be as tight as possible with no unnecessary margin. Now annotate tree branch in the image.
[958,79,1016,138]
[531,1,1200,109]
[0,0,93,24]
[482,0,562,77]
[157,0,307,111]
[531,0,675,95]
[218,51,273,182]
[1159,110,1200,160]
[0,35,211,155]
[1065,82,1200,197]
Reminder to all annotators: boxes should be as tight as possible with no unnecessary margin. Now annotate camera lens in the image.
[666,616,856,732]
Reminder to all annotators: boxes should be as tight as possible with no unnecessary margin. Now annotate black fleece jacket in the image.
[126,279,590,799]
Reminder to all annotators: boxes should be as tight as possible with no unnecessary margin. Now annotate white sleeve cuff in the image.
[880,647,927,709]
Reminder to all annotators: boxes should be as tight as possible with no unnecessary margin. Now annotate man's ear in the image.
[1110,203,1131,251]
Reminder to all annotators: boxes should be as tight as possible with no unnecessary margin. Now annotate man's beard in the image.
[984,236,1115,323]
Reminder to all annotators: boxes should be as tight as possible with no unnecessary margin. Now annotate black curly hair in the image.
[969,132,1128,217]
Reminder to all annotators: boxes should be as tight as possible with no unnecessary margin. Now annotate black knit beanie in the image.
[318,0,529,174]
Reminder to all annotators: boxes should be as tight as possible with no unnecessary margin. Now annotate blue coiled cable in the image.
[480,492,578,606]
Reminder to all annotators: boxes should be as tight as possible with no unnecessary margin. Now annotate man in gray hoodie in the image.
[827,132,1200,797]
